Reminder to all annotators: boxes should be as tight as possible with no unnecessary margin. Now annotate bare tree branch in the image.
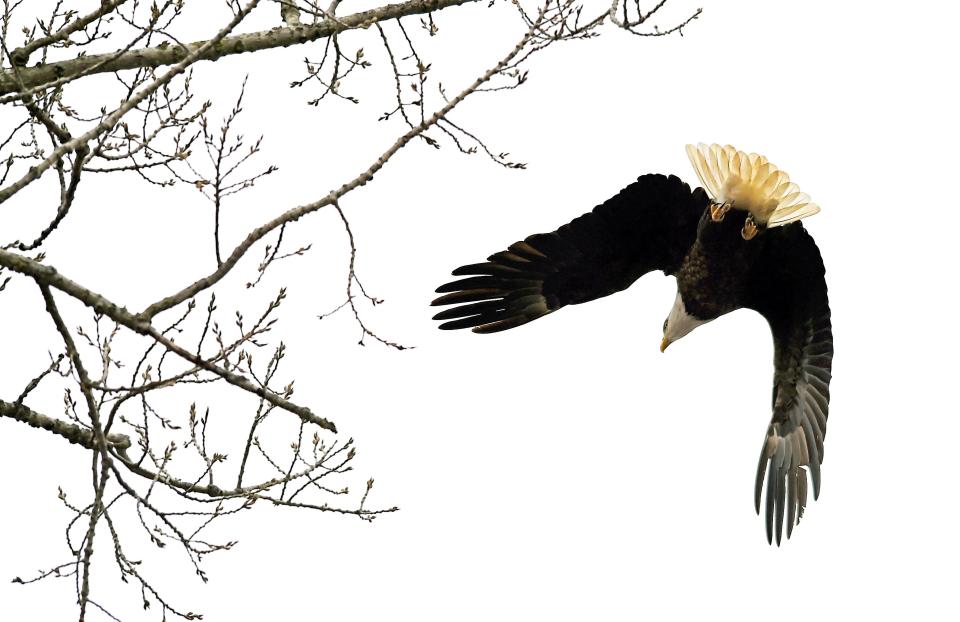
[0,399,132,451]
[141,5,563,322]
[0,0,262,206]
[0,0,477,96]
[0,247,338,432]
[280,0,302,25]
[9,0,132,67]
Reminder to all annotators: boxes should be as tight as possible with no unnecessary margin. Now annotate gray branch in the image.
[140,14,543,321]
[0,0,477,96]
[0,248,337,433]
[280,1,302,25]
[0,0,262,206]
[8,0,132,67]
[0,399,131,451]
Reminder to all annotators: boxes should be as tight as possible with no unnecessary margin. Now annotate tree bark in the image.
[0,0,476,96]
[0,399,131,450]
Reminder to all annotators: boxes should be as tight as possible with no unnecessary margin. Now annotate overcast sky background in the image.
[1,1,958,619]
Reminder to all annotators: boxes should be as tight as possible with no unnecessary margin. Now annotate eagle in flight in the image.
[432,144,833,545]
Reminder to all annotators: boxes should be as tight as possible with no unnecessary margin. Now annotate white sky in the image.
[1,0,958,620]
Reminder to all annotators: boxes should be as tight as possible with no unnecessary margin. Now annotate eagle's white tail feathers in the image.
[685,143,820,228]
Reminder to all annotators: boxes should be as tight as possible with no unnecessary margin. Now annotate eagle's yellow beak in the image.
[660,337,670,353]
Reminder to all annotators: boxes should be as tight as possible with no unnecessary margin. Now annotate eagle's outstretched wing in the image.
[431,174,710,333]
[745,223,833,545]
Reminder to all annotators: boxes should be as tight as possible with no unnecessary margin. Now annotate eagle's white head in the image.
[660,291,710,352]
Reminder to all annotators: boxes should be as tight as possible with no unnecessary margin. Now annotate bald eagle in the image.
[431,144,833,545]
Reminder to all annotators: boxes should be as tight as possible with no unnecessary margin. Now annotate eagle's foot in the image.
[710,202,731,222]
[742,216,760,240]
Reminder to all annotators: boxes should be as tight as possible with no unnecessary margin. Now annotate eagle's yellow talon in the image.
[742,217,759,240]
[710,202,731,222]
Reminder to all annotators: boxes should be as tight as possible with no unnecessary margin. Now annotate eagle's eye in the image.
[662,318,669,333]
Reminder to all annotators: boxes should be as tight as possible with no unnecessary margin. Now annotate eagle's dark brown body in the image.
[675,208,758,321]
